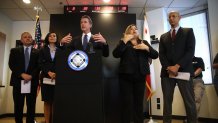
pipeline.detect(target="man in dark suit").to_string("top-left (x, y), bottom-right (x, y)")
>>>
top-left (60, 15), bottom-right (109, 57)
top-left (159, 11), bottom-right (197, 123)
top-left (9, 32), bottom-right (40, 123)
top-left (213, 53), bottom-right (218, 96)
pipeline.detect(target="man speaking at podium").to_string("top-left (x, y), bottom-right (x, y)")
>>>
top-left (60, 15), bottom-right (109, 57)
top-left (54, 15), bottom-right (109, 123)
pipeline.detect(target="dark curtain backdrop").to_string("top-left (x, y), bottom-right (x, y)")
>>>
top-left (50, 13), bottom-right (136, 123)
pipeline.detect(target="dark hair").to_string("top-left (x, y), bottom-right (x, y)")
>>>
top-left (44, 32), bottom-right (59, 47)
top-left (81, 15), bottom-right (93, 25)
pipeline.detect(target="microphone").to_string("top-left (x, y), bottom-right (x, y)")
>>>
top-left (88, 41), bottom-right (95, 54)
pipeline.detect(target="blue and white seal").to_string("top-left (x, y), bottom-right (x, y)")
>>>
top-left (68, 50), bottom-right (89, 71)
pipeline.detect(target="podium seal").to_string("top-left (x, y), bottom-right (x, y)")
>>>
top-left (68, 50), bottom-right (89, 71)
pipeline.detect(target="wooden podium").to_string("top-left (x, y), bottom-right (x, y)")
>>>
top-left (53, 48), bottom-right (104, 123)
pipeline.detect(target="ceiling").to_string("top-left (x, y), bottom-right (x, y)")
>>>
top-left (0, 0), bottom-right (208, 21)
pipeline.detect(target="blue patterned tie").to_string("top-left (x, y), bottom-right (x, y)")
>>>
top-left (25, 47), bottom-right (29, 71)
top-left (83, 34), bottom-right (88, 50)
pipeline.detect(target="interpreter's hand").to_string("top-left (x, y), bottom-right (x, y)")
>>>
top-left (133, 43), bottom-right (149, 51)
top-left (93, 32), bottom-right (107, 44)
top-left (48, 71), bottom-right (56, 80)
top-left (60, 33), bottom-right (72, 44)
top-left (123, 34), bottom-right (134, 44)
top-left (21, 73), bottom-right (32, 81)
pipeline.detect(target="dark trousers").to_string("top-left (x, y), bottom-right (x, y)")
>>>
top-left (119, 73), bottom-right (145, 123)
top-left (13, 86), bottom-right (37, 123)
top-left (214, 76), bottom-right (218, 96)
top-left (161, 77), bottom-right (197, 123)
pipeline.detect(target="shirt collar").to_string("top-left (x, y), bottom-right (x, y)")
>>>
top-left (23, 45), bottom-right (32, 55)
top-left (23, 45), bottom-right (32, 50)
top-left (82, 32), bottom-right (92, 43)
top-left (48, 45), bottom-right (57, 50)
top-left (171, 26), bottom-right (180, 34)
top-left (83, 32), bottom-right (92, 37)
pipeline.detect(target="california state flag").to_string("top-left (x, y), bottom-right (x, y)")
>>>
top-left (143, 15), bottom-right (156, 101)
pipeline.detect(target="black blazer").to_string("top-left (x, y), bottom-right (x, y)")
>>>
top-left (9, 46), bottom-right (40, 88)
top-left (65, 35), bottom-right (109, 57)
top-left (159, 27), bottom-right (195, 77)
top-left (39, 46), bottom-right (59, 80)
top-left (113, 40), bottom-right (158, 75)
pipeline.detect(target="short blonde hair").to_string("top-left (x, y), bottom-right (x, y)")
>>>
top-left (124, 24), bottom-right (136, 35)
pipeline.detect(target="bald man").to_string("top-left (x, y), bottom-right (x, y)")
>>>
top-left (9, 32), bottom-right (40, 123)
top-left (159, 11), bottom-right (197, 123)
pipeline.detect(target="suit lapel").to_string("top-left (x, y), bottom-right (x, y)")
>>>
top-left (175, 27), bottom-right (183, 42)
top-left (53, 48), bottom-right (60, 61)
top-left (167, 31), bottom-right (172, 42)
top-left (45, 47), bottom-right (53, 62)
top-left (167, 27), bottom-right (183, 42)
top-left (77, 35), bottom-right (83, 50)
top-left (28, 48), bottom-right (33, 71)
top-left (28, 47), bottom-right (37, 71)
top-left (89, 37), bottom-right (96, 47)
top-left (20, 46), bottom-right (25, 71)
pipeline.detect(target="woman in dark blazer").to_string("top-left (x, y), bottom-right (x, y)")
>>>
top-left (113, 24), bottom-right (158, 123)
top-left (39, 32), bottom-right (59, 123)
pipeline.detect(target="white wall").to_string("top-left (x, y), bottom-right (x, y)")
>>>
top-left (0, 12), bottom-right (12, 115)
top-left (146, 8), bottom-right (168, 116)
top-left (208, 0), bottom-right (218, 58)
top-left (146, 7), bottom-right (218, 119)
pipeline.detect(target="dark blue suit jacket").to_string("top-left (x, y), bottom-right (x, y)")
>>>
top-left (9, 46), bottom-right (40, 88)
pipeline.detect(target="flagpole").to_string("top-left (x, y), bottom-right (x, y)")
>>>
top-left (33, 6), bottom-right (43, 123)
top-left (143, 13), bottom-right (157, 123)
top-left (147, 96), bottom-right (157, 123)
top-left (149, 97), bottom-right (152, 117)
top-left (34, 6), bottom-right (42, 16)
top-left (33, 6), bottom-right (42, 49)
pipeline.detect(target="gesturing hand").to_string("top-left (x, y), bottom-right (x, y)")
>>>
top-left (133, 43), bottom-right (149, 51)
top-left (93, 32), bottom-right (107, 44)
top-left (60, 33), bottom-right (72, 44)
top-left (123, 34), bottom-right (134, 44)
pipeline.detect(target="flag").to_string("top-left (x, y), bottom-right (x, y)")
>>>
top-left (143, 15), bottom-right (156, 101)
top-left (143, 16), bottom-right (150, 43)
top-left (34, 15), bottom-right (42, 49)
top-left (145, 74), bottom-right (152, 101)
